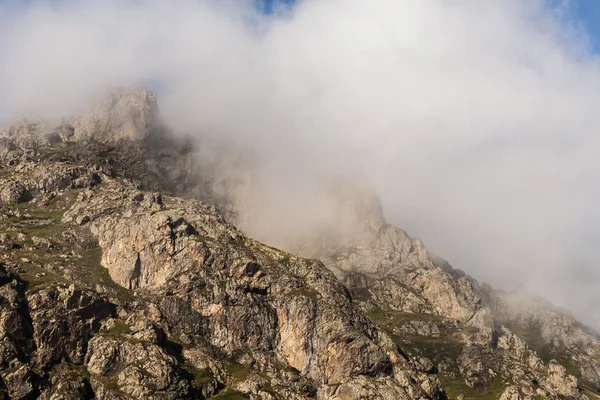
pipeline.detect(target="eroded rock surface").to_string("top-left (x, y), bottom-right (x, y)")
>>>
top-left (2, 87), bottom-right (600, 400)
top-left (0, 131), bottom-right (444, 398)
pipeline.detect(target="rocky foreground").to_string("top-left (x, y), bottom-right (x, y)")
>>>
top-left (0, 88), bottom-right (599, 399)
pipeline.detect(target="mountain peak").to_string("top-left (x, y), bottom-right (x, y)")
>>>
top-left (1, 90), bottom-right (600, 399)
top-left (72, 86), bottom-right (159, 142)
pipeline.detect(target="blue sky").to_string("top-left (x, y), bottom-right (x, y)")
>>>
top-left (2, 0), bottom-right (600, 50)
top-left (255, 0), bottom-right (295, 14)
top-left (260, 0), bottom-right (600, 52)
top-left (257, 0), bottom-right (600, 54)
top-left (563, 0), bottom-right (600, 52)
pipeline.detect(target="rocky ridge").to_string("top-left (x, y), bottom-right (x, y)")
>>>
top-left (0, 87), bottom-right (599, 399)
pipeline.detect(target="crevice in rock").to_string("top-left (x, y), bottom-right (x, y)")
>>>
top-left (129, 253), bottom-right (142, 290)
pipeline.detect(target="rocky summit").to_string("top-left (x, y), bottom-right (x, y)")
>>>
top-left (0, 88), bottom-right (599, 400)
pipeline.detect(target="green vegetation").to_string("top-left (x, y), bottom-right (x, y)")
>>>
top-left (2, 193), bottom-right (80, 241)
top-left (20, 264), bottom-right (67, 291)
top-left (77, 247), bottom-right (102, 266)
top-left (405, 335), bottom-right (464, 361)
top-left (87, 262), bottom-right (133, 300)
top-left (209, 388), bottom-right (249, 399)
top-left (40, 143), bottom-right (76, 160)
top-left (185, 367), bottom-right (214, 387)
top-left (5, 218), bottom-right (63, 238)
top-left (366, 305), bottom-right (467, 364)
top-left (227, 362), bottom-right (253, 382)
top-left (68, 364), bottom-right (91, 378)
top-left (261, 243), bottom-right (286, 253)
top-left (7, 205), bottom-right (63, 221)
top-left (440, 376), bottom-right (507, 400)
top-left (367, 306), bottom-right (445, 331)
top-left (260, 381), bottom-right (277, 397)
top-left (290, 286), bottom-right (320, 301)
top-left (106, 320), bottom-right (131, 336)
top-left (504, 319), bottom-right (584, 382)
top-left (558, 358), bottom-right (581, 378)
top-left (104, 376), bottom-right (120, 392)
top-left (503, 320), bottom-right (554, 362)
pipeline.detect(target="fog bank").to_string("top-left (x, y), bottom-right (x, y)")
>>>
top-left (2, 0), bottom-right (600, 325)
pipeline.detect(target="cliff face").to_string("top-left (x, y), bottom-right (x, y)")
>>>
top-left (316, 220), bottom-right (592, 399)
top-left (0, 88), bottom-right (599, 400)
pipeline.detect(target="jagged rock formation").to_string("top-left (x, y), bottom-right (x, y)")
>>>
top-left (1, 87), bottom-right (599, 400)
top-left (72, 87), bottom-right (158, 142)
top-left (0, 89), bottom-right (443, 400)
top-left (316, 236), bottom-right (582, 398)
top-left (493, 290), bottom-right (600, 394)
top-left (302, 196), bottom-right (600, 399)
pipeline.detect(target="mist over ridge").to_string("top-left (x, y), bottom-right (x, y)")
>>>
top-left (2, 0), bottom-right (600, 327)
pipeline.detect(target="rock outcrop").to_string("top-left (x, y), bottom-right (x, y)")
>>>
top-left (303, 196), bottom-right (599, 399)
top-left (72, 87), bottom-right (158, 142)
top-left (1, 87), bottom-right (600, 400)
top-left (0, 114), bottom-right (443, 399)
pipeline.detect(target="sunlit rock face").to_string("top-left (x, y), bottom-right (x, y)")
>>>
top-left (0, 87), bottom-right (598, 399)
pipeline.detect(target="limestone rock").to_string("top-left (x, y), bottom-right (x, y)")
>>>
top-left (72, 87), bottom-right (158, 142)
top-left (1, 88), bottom-right (598, 400)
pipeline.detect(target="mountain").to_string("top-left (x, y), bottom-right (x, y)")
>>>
top-left (0, 87), bottom-right (599, 400)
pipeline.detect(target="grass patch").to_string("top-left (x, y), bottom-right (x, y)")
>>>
top-left (104, 376), bottom-right (120, 392)
top-left (227, 362), bottom-right (253, 382)
top-left (261, 381), bottom-right (277, 397)
top-left (405, 335), bottom-right (464, 361)
top-left (44, 189), bottom-right (81, 209)
top-left (290, 286), bottom-right (320, 302)
top-left (86, 261), bottom-right (133, 300)
top-left (440, 376), bottom-right (507, 400)
top-left (106, 320), bottom-right (131, 336)
top-left (366, 306), bottom-right (466, 362)
top-left (461, 325), bottom-right (481, 335)
top-left (77, 247), bottom-right (102, 266)
top-left (5, 219), bottom-right (63, 238)
top-left (184, 367), bottom-right (214, 388)
top-left (8, 203), bottom-right (64, 221)
top-left (3, 202), bottom-right (66, 240)
top-left (20, 264), bottom-right (68, 291)
top-left (209, 388), bottom-right (249, 399)
top-left (68, 364), bottom-right (91, 378)
top-left (21, 248), bottom-right (63, 263)
top-left (367, 306), bottom-right (445, 330)
top-left (558, 358), bottom-right (582, 378)
top-left (503, 319), bottom-right (586, 382)
top-left (39, 143), bottom-right (75, 161)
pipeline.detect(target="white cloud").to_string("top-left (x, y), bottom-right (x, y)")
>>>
top-left (2, 0), bottom-right (600, 325)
